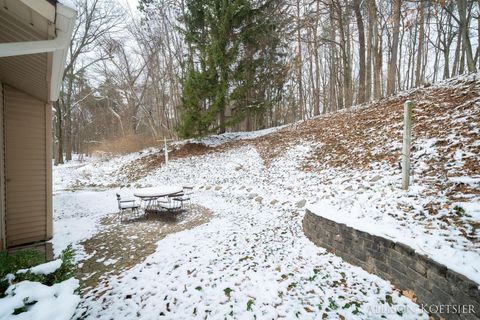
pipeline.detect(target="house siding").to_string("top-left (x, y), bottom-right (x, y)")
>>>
top-left (0, 83), bottom-right (4, 250)
top-left (4, 85), bottom-right (48, 247)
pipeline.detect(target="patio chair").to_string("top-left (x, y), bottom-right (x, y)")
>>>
top-left (183, 185), bottom-right (194, 197)
top-left (171, 191), bottom-right (191, 208)
top-left (158, 195), bottom-right (182, 211)
top-left (116, 193), bottom-right (140, 221)
top-left (141, 196), bottom-right (159, 211)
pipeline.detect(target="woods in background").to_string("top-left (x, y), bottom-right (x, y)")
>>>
top-left (54, 0), bottom-right (480, 163)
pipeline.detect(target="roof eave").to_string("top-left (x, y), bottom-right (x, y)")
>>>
top-left (0, 2), bottom-right (76, 102)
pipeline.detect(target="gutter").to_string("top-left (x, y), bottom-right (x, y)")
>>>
top-left (0, 3), bottom-right (76, 101)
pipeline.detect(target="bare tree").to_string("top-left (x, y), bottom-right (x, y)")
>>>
top-left (55, 0), bottom-right (124, 164)
top-left (415, 0), bottom-right (425, 86)
top-left (353, 0), bottom-right (366, 104)
top-left (387, 0), bottom-right (401, 96)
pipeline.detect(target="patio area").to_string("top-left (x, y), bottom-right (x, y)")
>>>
top-left (77, 204), bottom-right (213, 294)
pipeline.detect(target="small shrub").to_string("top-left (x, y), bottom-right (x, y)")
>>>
top-left (1, 245), bottom-right (76, 298)
top-left (15, 245), bottom-right (76, 286)
top-left (51, 245), bottom-right (76, 283)
top-left (0, 249), bottom-right (45, 279)
top-left (0, 249), bottom-right (45, 298)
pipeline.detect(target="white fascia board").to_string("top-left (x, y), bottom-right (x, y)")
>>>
top-left (49, 3), bottom-right (77, 101)
top-left (0, 3), bottom-right (76, 58)
top-left (0, 2), bottom-right (76, 101)
top-left (0, 37), bottom-right (67, 58)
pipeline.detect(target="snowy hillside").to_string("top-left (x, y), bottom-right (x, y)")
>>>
top-left (51, 74), bottom-right (479, 319)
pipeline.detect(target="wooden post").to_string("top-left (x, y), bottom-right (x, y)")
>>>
top-left (402, 100), bottom-right (413, 190)
top-left (164, 137), bottom-right (169, 165)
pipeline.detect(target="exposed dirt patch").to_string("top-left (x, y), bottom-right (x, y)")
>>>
top-left (77, 204), bottom-right (213, 295)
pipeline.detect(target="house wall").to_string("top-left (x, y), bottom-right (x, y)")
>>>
top-left (3, 85), bottom-right (50, 247)
top-left (0, 83), bottom-right (4, 250)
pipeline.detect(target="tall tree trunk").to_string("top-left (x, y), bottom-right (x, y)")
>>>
top-left (335, 1), bottom-right (352, 108)
top-left (329, 3), bottom-right (337, 112)
top-left (387, 0), bottom-right (401, 95)
top-left (415, 0), bottom-right (425, 86)
top-left (372, 0), bottom-right (382, 99)
top-left (397, 19), bottom-right (404, 91)
top-left (354, 0), bottom-right (366, 104)
top-left (55, 101), bottom-right (64, 165)
top-left (452, 32), bottom-right (462, 75)
top-left (477, 0), bottom-right (480, 67)
top-left (313, 0), bottom-right (321, 116)
top-left (366, 0), bottom-right (375, 101)
top-left (457, 0), bottom-right (476, 72)
top-left (409, 26), bottom-right (417, 89)
top-left (405, 27), bottom-right (414, 90)
top-left (421, 3), bottom-right (431, 81)
top-left (296, 0), bottom-right (305, 119)
top-left (65, 109), bottom-right (72, 161)
top-left (308, 40), bottom-right (316, 117)
top-left (460, 45), bottom-right (466, 74)
top-left (443, 49), bottom-right (450, 79)
top-left (433, 35), bottom-right (440, 83)
top-left (64, 72), bottom-right (74, 161)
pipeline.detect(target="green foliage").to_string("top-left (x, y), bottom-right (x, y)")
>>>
top-left (0, 249), bottom-right (45, 279)
top-left (223, 287), bottom-right (233, 298)
top-left (13, 298), bottom-right (37, 315)
top-left (0, 280), bottom-right (8, 298)
top-left (177, 66), bottom-right (218, 138)
top-left (328, 297), bottom-right (339, 310)
top-left (246, 299), bottom-right (254, 311)
top-left (0, 245), bottom-right (76, 298)
top-left (0, 249), bottom-right (46, 297)
top-left (178, 0), bottom-right (289, 138)
top-left (385, 294), bottom-right (393, 306)
top-left (453, 205), bottom-right (465, 216)
top-left (55, 245), bottom-right (76, 281)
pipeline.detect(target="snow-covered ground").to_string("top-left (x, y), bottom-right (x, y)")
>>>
top-left (0, 261), bottom-right (80, 320)
top-left (49, 75), bottom-right (480, 318)
top-left (52, 190), bottom-right (119, 260)
top-left (190, 125), bottom-right (288, 147)
top-left (52, 142), bottom-right (430, 319)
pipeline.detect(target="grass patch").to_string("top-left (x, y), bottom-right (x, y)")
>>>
top-left (0, 245), bottom-right (76, 299)
top-left (0, 249), bottom-right (45, 278)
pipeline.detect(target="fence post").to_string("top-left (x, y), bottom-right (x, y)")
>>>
top-left (402, 100), bottom-right (413, 190)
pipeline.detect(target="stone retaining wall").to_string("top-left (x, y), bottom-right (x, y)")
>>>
top-left (303, 209), bottom-right (480, 320)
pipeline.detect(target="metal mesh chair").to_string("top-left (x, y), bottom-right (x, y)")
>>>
top-left (171, 195), bottom-right (189, 209)
top-left (116, 193), bottom-right (140, 221)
